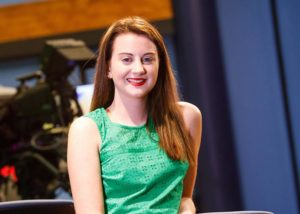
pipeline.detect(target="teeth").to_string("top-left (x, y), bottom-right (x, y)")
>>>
top-left (127, 79), bottom-right (145, 83)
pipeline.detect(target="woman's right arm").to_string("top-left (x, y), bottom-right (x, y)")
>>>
top-left (67, 117), bottom-right (105, 214)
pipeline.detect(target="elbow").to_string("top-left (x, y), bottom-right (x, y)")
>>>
top-left (179, 197), bottom-right (196, 214)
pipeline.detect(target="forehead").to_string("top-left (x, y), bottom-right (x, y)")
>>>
top-left (112, 33), bottom-right (157, 53)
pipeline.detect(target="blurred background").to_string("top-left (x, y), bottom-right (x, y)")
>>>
top-left (0, 0), bottom-right (299, 213)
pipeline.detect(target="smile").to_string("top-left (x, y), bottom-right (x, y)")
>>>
top-left (127, 78), bottom-right (146, 86)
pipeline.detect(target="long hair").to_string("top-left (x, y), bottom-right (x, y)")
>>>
top-left (90, 16), bottom-right (194, 164)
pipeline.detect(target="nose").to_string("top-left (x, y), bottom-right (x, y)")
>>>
top-left (132, 60), bottom-right (145, 74)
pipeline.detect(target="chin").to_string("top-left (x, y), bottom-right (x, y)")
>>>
top-left (127, 87), bottom-right (153, 98)
top-left (127, 90), bottom-right (151, 99)
top-left (129, 93), bottom-right (148, 99)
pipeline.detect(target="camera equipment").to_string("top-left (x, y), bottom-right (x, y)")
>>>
top-left (40, 38), bottom-right (96, 125)
top-left (41, 39), bottom-right (95, 83)
top-left (8, 71), bottom-right (58, 137)
top-left (0, 38), bottom-right (96, 200)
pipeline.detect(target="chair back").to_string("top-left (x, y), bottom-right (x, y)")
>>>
top-left (199, 211), bottom-right (273, 214)
top-left (0, 199), bottom-right (75, 214)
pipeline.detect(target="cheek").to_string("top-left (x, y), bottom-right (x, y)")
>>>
top-left (150, 69), bottom-right (159, 86)
top-left (110, 63), bottom-right (127, 76)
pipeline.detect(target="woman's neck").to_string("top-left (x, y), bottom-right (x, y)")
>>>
top-left (107, 96), bottom-right (148, 126)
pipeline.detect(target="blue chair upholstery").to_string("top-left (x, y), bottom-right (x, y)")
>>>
top-left (199, 211), bottom-right (273, 214)
top-left (0, 199), bottom-right (75, 214)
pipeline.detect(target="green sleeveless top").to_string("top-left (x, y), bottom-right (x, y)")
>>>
top-left (86, 108), bottom-right (189, 214)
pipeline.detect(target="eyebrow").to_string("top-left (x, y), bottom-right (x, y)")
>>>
top-left (118, 52), bottom-right (156, 56)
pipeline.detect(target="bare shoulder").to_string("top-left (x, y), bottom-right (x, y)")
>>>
top-left (178, 101), bottom-right (202, 128)
top-left (68, 116), bottom-right (100, 145)
top-left (69, 116), bottom-right (97, 134)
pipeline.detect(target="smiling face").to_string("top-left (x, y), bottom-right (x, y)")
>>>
top-left (108, 32), bottom-right (159, 101)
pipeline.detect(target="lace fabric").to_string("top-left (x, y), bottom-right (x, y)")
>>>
top-left (86, 108), bottom-right (189, 214)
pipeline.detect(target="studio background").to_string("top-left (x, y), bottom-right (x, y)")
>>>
top-left (0, 0), bottom-right (299, 213)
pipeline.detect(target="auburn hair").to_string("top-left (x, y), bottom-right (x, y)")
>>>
top-left (90, 16), bottom-right (194, 164)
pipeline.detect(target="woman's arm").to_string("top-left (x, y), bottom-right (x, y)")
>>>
top-left (67, 117), bottom-right (105, 214)
top-left (178, 102), bottom-right (203, 214)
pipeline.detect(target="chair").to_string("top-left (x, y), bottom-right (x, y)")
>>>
top-left (0, 199), bottom-right (75, 214)
top-left (199, 211), bottom-right (273, 214)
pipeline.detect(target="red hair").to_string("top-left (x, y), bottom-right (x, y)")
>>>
top-left (90, 16), bottom-right (194, 164)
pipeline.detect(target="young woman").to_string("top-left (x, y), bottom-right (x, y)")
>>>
top-left (67, 16), bottom-right (202, 214)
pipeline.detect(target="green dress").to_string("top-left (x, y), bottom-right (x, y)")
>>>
top-left (86, 108), bottom-right (189, 214)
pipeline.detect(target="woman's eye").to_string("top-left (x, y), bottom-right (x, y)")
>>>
top-left (142, 57), bottom-right (154, 64)
top-left (121, 58), bottom-right (132, 63)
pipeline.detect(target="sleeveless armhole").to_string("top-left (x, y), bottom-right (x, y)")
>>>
top-left (83, 108), bottom-right (188, 213)
top-left (84, 108), bottom-right (106, 152)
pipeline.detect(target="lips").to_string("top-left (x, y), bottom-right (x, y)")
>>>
top-left (127, 78), bottom-right (146, 86)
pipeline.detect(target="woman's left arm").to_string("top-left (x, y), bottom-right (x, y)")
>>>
top-left (178, 102), bottom-right (202, 214)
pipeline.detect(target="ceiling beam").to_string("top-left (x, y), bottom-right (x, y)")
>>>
top-left (0, 0), bottom-right (173, 60)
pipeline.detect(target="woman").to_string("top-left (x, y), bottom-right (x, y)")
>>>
top-left (68, 16), bottom-right (202, 214)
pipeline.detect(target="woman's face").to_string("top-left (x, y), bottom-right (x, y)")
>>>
top-left (108, 32), bottom-right (159, 100)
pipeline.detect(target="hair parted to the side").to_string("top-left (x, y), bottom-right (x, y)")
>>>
top-left (90, 16), bottom-right (194, 164)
